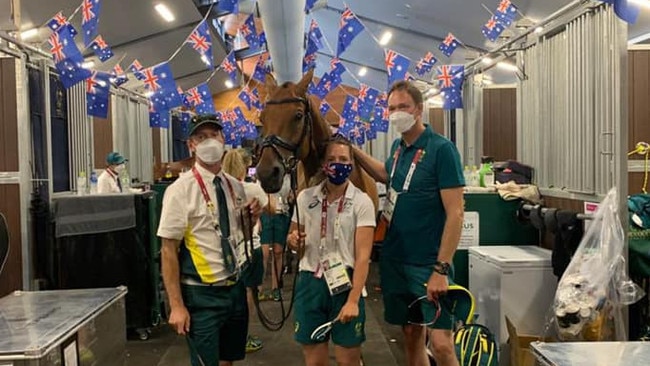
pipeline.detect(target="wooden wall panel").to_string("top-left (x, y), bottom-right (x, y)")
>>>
top-left (0, 58), bottom-right (19, 171)
top-left (152, 128), bottom-right (161, 167)
top-left (429, 108), bottom-right (445, 136)
top-left (628, 50), bottom-right (650, 162)
top-left (629, 172), bottom-right (650, 195)
top-left (0, 184), bottom-right (22, 297)
top-left (483, 88), bottom-right (517, 161)
top-left (92, 98), bottom-right (112, 169)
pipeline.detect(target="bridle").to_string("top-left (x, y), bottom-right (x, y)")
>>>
top-left (259, 97), bottom-right (313, 173)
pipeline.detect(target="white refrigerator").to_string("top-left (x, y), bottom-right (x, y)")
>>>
top-left (468, 246), bottom-right (557, 363)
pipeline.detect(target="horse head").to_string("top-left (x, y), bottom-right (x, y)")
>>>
top-left (256, 69), bottom-right (324, 193)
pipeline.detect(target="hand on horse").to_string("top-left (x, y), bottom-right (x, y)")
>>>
top-left (246, 198), bottom-right (262, 223)
top-left (287, 230), bottom-right (306, 259)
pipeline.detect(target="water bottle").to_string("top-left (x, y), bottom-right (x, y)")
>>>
top-left (121, 169), bottom-right (131, 192)
top-left (89, 171), bottom-right (98, 194)
top-left (77, 171), bottom-right (87, 196)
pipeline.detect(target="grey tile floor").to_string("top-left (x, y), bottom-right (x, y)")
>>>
top-left (123, 263), bottom-right (407, 366)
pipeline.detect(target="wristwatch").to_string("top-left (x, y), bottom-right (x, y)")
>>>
top-left (434, 261), bottom-right (451, 276)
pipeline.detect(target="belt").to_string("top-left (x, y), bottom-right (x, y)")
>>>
top-left (180, 275), bottom-right (238, 287)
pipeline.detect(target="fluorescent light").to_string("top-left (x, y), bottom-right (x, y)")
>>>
top-left (482, 57), bottom-right (493, 65)
top-left (20, 28), bottom-right (39, 40)
top-left (225, 80), bottom-right (234, 88)
top-left (358, 67), bottom-right (367, 77)
top-left (379, 31), bottom-right (392, 46)
top-left (154, 3), bottom-right (175, 22)
top-left (81, 61), bottom-right (95, 69)
top-left (496, 61), bottom-right (518, 72)
top-left (534, 26), bottom-right (544, 34)
top-left (629, 31), bottom-right (650, 45)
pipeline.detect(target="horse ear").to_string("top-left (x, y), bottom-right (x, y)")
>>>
top-left (296, 68), bottom-right (314, 96)
top-left (265, 72), bottom-right (278, 96)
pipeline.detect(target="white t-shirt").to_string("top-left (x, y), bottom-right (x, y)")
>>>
top-left (97, 168), bottom-right (121, 193)
top-left (292, 181), bottom-right (376, 272)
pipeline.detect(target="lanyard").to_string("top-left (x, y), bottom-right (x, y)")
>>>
top-left (192, 167), bottom-right (237, 222)
top-left (389, 146), bottom-right (424, 192)
top-left (320, 194), bottom-right (346, 240)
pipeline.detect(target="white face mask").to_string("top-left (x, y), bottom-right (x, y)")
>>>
top-left (114, 164), bottom-right (126, 173)
top-left (389, 111), bottom-right (416, 134)
top-left (195, 138), bottom-right (225, 164)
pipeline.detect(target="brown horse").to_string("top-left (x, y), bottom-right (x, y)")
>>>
top-left (255, 69), bottom-right (379, 211)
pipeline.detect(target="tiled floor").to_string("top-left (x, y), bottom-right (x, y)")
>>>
top-left (123, 263), bottom-right (408, 365)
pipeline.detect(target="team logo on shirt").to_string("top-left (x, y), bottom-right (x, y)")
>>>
top-left (308, 199), bottom-right (320, 209)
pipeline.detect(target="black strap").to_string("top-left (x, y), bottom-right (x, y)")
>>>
top-left (215, 177), bottom-right (235, 273)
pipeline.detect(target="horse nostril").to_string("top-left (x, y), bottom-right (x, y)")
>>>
top-left (272, 166), bottom-right (282, 179)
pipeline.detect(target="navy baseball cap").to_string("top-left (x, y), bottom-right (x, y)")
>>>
top-left (106, 152), bottom-right (127, 165)
top-left (189, 114), bottom-right (223, 136)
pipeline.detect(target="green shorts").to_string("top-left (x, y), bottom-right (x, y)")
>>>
top-left (241, 247), bottom-right (264, 288)
top-left (181, 281), bottom-right (248, 365)
top-left (260, 213), bottom-right (291, 246)
top-left (380, 259), bottom-right (456, 330)
top-left (293, 271), bottom-right (366, 347)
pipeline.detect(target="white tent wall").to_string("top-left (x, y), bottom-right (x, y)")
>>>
top-left (517, 4), bottom-right (627, 201)
top-left (67, 80), bottom-right (93, 191)
top-left (457, 80), bottom-right (483, 167)
top-left (111, 94), bottom-right (154, 184)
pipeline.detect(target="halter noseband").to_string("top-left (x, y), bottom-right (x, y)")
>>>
top-left (259, 97), bottom-right (313, 172)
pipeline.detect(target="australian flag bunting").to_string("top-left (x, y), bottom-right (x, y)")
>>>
top-left (186, 83), bottom-right (215, 115)
top-left (438, 33), bottom-right (459, 57)
top-left (220, 51), bottom-right (238, 84)
top-left (149, 109), bottom-right (170, 129)
top-left (495, 0), bottom-right (518, 26)
top-left (330, 58), bottom-right (346, 79)
top-left (371, 105), bottom-right (390, 133)
top-left (442, 88), bottom-right (463, 110)
top-left (303, 52), bottom-right (317, 73)
top-left (240, 14), bottom-right (259, 50)
top-left (238, 87), bottom-right (252, 110)
top-left (143, 62), bottom-right (182, 111)
top-left (178, 86), bottom-right (191, 108)
top-left (436, 64), bottom-right (465, 91)
top-left (217, 0), bottom-right (239, 15)
top-left (110, 63), bottom-right (128, 87)
top-left (186, 20), bottom-right (214, 68)
top-left (89, 35), bottom-right (114, 62)
top-left (385, 49), bottom-right (410, 87)
top-left (601, 0), bottom-right (640, 24)
top-left (49, 27), bottom-right (91, 89)
top-left (319, 101), bottom-right (331, 116)
top-left (357, 84), bottom-right (380, 121)
top-left (337, 7), bottom-right (364, 57)
top-left (309, 19), bottom-right (324, 50)
top-left (86, 71), bottom-right (111, 118)
top-left (129, 59), bottom-right (145, 80)
top-left (47, 12), bottom-right (78, 36)
top-left (305, 0), bottom-right (319, 13)
top-left (252, 57), bottom-right (267, 83)
top-left (365, 122), bottom-right (377, 141)
top-left (415, 52), bottom-right (437, 76)
top-left (249, 87), bottom-right (263, 110)
top-left (482, 16), bottom-right (505, 42)
top-left (81, 0), bottom-right (102, 47)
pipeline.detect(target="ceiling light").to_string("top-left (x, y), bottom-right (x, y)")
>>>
top-left (534, 26), bottom-right (544, 34)
top-left (225, 80), bottom-right (234, 88)
top-left (20, 28), bottom-right (39, 40)
top-left (379, 31), bottom-right (393, 46)
top-left (154, 3), bottom-right (175, 23)
top-left (496, 61), bottom-right (519, 72)
top-left (358, 67), bottom-right (367, 77)
top-left (483, 79), bottom-right (494, 85)
top-left (482, 57), bottom-right (493, 65)
top-left (81, 61), bottom-right (95, 69)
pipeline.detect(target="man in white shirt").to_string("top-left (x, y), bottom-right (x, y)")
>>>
top-left (158, 115), bottom-right (262, 366)
top-left (97, 152), bottom-right (127, 193)
top-left (287, 136), bottom-right (375, 366)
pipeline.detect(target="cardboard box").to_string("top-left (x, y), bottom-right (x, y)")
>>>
top-left (506, 316), bottom-right (550, 366)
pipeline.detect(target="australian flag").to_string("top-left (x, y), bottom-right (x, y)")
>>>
top-left (250, 87), bottom-right (263, 110)
top-left (495, 0), bottom-right (518, 26)
top-left (86, 71), bottom-right (111, 118)
top-left (252, 56), bottom-right (267, 83)
top-left (305, 0), bottom-right (319, 13)
top-left (436, 65), bottom-right (464, 91)
top-left (220, 51), bottom-right (238, 84)
top-left (143, 62), bottom-right (182, 111)
top-left (438, 33), bottom-right (459, 57)
top-left (385, 49), bottom-right (410, 87)
top-left (357, 84), bottom-right (380, 120)
top-left (186, 20), bottom-right (213, 68)
top-left (442, 88), bottom-right (463, 110)
top-left (315, 72), bottom-right (341, 99)
top-left (110, 63), bottom-right (128, 87)
top-left (601, 0), bottom-right (640, 24)
top-left (259, 31), bottom-right (267, 49)
top-left (186, 83), bottom-right (215, 115)
top-left (319, 101), bottom-right (331, 116)
top-left (47, 12), bottom-right (78, 36)
top-left (240, 14), bottom-right (259, 50)
top-left (217, 0), bottom-right (239, 15)
top-left (149, 109), bottom-right (170, 129)
top-left (89, 35), bottom-right (114, 62)
top-left (178, 86), bottom-right (191, 108)
top-left (371, 105), bottom-right (389, 133)
top-left (415, 52), bottom-right (437, 76)
top-left (365, 122), bottom-right (377, 141)
top-left (309, 19), bottom-right (324, 50)
top-left (330, 58), bottom-right (346, 79)
top-left (352, 123), bottom-right (366, 146)
top-left (129, 59), bottom-right (145, 80)
top-left (337, 7), bottom-right (365, 57)
top-left (303, 52), bottom-right (317, 73)
top-left (238, 87), bottom-right (252, 110)
top-left (81, 0), bottom-right (102, 47)
top-left (482, 16), bottom-right (505, 42)
top-left (49, 27), bottom-right (91, 89)
top-left (342, 95), bottom-right (358, 120)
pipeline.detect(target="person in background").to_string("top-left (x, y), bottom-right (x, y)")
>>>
top-left (222, 148), bottom-right (269, 354)
top-left (98, 152), bottom-right (127, 193)
top-left (286, 136), bottom-right (375, 366)
top-left (353, 81), bottom-right (465, 366)
top-left (259, 174), bottom-right (293, 302)
top-left (158, 115), bottom-right (262, 366)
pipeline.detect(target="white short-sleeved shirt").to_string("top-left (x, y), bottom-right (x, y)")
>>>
top-left (157, 163), bottom-right (247, 283)
top-left (97, 168), bottom-right (121, 193)
top-left (292, 181), bottom-right (376, 272)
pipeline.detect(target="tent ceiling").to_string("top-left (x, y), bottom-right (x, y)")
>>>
top-left (15, 0), bottom-right (650, 95)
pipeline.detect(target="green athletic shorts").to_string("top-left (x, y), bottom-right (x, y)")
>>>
top-left (241, 247), bottom-right (264, 288)
top-left (293, 271), bottom-right (366, 347)
top-left (260, 213), bottom-right (291, 246)
top-left (181, 281), bottom-right (248, 366)
top-left (380, 259), bottom-right (456, 329)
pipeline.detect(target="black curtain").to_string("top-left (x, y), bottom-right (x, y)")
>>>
top-left (50, 75), bottom-right (70, 193)
top-left (172, 115), bottom-right (190, 161)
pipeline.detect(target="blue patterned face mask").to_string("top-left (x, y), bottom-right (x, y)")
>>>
top-left (324, 162), bottom-right (353, 185)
